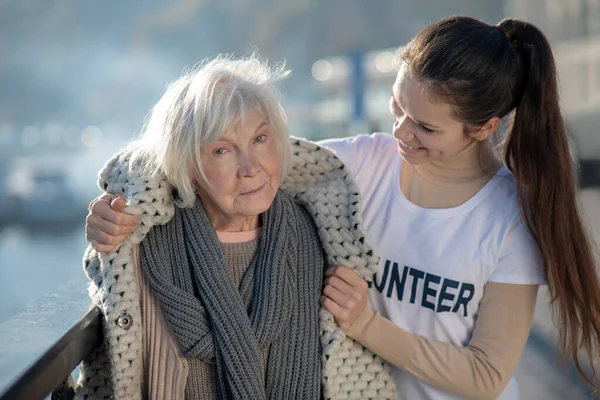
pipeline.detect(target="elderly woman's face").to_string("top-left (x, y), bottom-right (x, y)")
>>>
top-left (194, 111), bottom-right (281, 229)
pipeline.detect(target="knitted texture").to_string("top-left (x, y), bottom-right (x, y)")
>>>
top-left (140, 191), bottom-right (322, 399)
top-left (221, 239), bottom-right (261, 288)
top-left (281, 139), bottom-right (396, 399)
top-left (76, 137), bottom-right (397, 400)
top-left (185, 238), bottom-right (269, 400)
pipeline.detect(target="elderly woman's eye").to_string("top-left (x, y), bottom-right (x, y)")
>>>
top-left (255, 134), bottom-right (267, 143)
top-left (214, 148), bottom-right (226, 155)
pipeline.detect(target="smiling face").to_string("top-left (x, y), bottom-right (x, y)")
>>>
top-left (192, 110), bottom-right (281, 230)
top-left (390, 67), bottom-right (479, 166)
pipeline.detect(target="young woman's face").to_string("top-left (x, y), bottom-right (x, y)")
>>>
top-left (390, 67), bottom-right (477, 165)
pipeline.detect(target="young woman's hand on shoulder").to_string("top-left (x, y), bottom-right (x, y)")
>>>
top-left (86, 193), bottom-right (138, 252)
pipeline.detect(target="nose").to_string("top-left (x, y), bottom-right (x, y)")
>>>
top-left (238, 151), bottom-right (260, 178)
top-left (392, 116), bottom-right (415, 142)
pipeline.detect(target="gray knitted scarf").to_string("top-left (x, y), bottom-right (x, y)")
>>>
top-left (139, 190), bottom-right (322, 400)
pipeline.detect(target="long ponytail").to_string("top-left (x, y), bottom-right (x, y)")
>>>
top-left (403, 16), bottom-right (600, 388)
top-left (499, 18), bottom-right (600, 386)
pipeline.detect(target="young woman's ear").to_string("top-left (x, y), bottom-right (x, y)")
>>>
top-left (471, 116), bottom-right (501, 141)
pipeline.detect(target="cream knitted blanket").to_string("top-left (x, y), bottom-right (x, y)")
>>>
top-left (76, 137), bottom-right (397, 400)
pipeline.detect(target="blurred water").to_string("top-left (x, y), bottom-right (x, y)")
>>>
top-left (0, 224), bottom-right (91, 393)
top-left (0, 224), bottom-right (89, 324)
top-left (0, 136), bottom-right (129, 324)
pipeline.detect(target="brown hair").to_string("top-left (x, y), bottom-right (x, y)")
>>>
top-left (402, 16), bottom-right (600, 387)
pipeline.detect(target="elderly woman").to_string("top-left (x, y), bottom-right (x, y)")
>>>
top-left (77, 55), bottom-right (395, 400)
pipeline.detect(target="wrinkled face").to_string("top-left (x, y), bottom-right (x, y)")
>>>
top-left (193, 111), bottom-right (281, 226)
top-left (390, 66), bottom-right (476, 165)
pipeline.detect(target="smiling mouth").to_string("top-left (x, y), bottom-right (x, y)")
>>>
top-left (240, 184), bottom-right (266, 196)
top-left (399, 140), bottom-right (425, 151)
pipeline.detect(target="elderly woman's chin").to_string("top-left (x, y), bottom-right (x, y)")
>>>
top-left (235, 181), bottom-right (278, 217)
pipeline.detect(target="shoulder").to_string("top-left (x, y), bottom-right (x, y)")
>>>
top-left (480, 166), bottom-right (522, 220)
top-left (317, 132), bottom-right (395, 158)
top-left (280, 192), bottom-right (324, 272)
top-left (284, 192), bottom-right (320, 237)
top-left (474, 166), bottom-right (531, 241)
top-left (485, 167), bottom-right (545, 284)
top-left (317, 133), bottom-right (397, 178)
top-left (97, 146), bottom-right (176, 234)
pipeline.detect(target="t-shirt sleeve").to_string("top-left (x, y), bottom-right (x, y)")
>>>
top-left (317, 133), bottom-right (392, 180)
top-left (346, 282), bottom-right (539, 399)
top-left (489, 217), bottom-right (545, 285)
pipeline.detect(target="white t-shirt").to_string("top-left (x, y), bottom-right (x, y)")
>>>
top-left (319, 133), bottom-right (545, 400)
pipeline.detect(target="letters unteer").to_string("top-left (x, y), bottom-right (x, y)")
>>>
top-left (368, 260), bottom-right (475, 317)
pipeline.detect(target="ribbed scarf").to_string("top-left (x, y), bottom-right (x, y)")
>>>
top-left (139, 191), bottom-right (322, 399)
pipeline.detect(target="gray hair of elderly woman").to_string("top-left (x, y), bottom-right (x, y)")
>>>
top-left (127, 54), bottom-right (292, 208)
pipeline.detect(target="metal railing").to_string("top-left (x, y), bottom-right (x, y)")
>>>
top-left (0, 307), bottom-right (102, 400)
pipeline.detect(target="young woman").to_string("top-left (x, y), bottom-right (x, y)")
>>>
top-left (86, 17), bottom-right (600, 399)
top-left (319, 16), bottom-right (600, 399)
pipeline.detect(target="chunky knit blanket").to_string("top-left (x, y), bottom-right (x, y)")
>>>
top-left (76, 137), bottom-right (397, 400)
top-left (142, 192), bottom-right (322, 399)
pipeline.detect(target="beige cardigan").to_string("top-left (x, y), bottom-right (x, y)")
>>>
top-left (132, 245), bottom-right (188, 399)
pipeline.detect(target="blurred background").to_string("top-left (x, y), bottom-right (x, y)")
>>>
top-left (0, 0), bottom-right (599, 398)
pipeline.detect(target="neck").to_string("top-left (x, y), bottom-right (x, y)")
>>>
top-left (400, 141), bottom-right (501, 209)
top-left (411, 141), bottom-right (498, 185)
top-left (209, 214), bottom-right (261, 232)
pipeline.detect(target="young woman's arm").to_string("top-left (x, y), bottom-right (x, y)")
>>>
top-left (323, 271), bottom-right (537, 400)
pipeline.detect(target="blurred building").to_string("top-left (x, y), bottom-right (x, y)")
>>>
top-left (505, 0), bottom-right (600, 184)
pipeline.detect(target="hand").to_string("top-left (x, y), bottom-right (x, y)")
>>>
top-left (320, 266), bottom-right (369, 331)
top-left (86, 193), bottom-right (139, 252)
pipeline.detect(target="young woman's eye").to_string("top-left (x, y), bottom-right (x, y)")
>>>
top-left (419, 125), bottom-right (434, 133)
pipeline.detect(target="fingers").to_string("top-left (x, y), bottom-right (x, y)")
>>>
top-left (320, 295), bottom-right (347, 320)
top-left (98, 192), bottom-right (118, 203)
top-left (323, 277), bottom-right (364, 308)
top-left (324, 275), bottom-right (353, 295)
top-left (323, 281), bottom-right (348, 304)
top-left (90, 193), bottom-right (117, 211)
top-left (86, 194), bottom-right (138, 252)
top-left (326, 266), bottom-right (369, 291)
top-left (86, 221), bottom-right (131, 245)
top-left (86, 217), bottom-right (130, 251)
top-left (88, 239), bottom-right (119, 253)
top-left (322, 265), bottom-right (370, 331)
top-left (110, 196), bottom-right (126, 212)
top-left (90, 196), bottom-right (138, 227)
top-left (90, 211), bottom-right (136, 236)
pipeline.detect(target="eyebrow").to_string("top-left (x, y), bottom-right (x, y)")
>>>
top-left (212, 120), bottom-right (270, 146)
top-left (254, 121), bottom-right (269, 132)
top-left (391, 87), bottom-right (440, 130)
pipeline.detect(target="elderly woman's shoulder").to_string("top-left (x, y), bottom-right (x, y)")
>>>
top-left (288, 199), bottom-right (325, 280)
top-left (280, 192), bottom-right (321, 243)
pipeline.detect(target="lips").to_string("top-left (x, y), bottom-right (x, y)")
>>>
top-left (239, 183), bottom-right (266, 196)
top-left (399, 140), bottom-right (421, 149)
top-left (398, 140), bottom-right (425, 152)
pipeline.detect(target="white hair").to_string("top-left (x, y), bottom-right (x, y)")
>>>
top-left (127, 53), bottom-right (292, 208)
